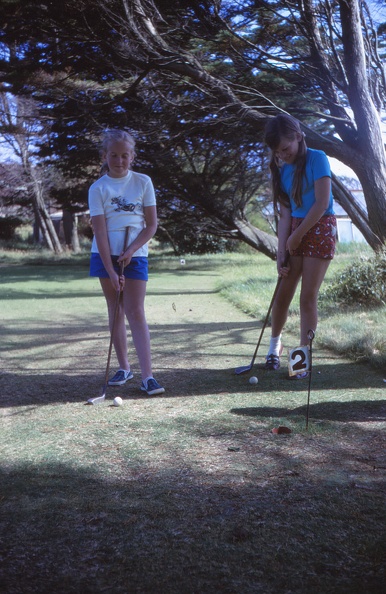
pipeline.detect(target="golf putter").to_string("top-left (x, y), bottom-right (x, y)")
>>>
top-left (88, 227), bottom-right (129, 404)
top-left (235, 252), bottom-right (289, 375)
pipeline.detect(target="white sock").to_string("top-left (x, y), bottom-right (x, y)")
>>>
top-left (268, 335), bottom-right (282, 357)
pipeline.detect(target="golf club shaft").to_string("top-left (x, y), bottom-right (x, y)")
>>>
top-left (88, 227), bottom-right (129, 404)
top-left (235, 252), bottom-right (289, 374)
top-left (103, 226), bottom-right (130, 386)
top-left (103, 270), bottom-right (124, 385)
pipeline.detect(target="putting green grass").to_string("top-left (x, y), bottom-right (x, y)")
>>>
top-left (0, 252), bottom-right (385, 594)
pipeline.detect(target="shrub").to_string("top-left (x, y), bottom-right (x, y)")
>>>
top-left (0, 216), bottom-right (24, 240)
top-left (323, 251), bottom-right (386, 307)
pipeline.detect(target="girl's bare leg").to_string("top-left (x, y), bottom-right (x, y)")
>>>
top-left (270, 256), bottom-right (303, 338)
top-left (100, 278), bottom-right (130, 370)
top-left (299, 257), bottom-right (331, 345)
top-left (123, 279), bottom-right (153, 380)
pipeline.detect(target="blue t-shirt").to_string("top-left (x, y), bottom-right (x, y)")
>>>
top-left (280, 148), bottom-right (334, 218)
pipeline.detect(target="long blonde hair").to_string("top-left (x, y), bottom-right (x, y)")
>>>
top-left (264, 114), bottom-right (307, 214)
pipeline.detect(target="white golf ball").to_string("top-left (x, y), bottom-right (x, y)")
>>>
top-left (113, 396), bottom-right (123, 407)
top-left (249, 376), bottom-right (258, 385)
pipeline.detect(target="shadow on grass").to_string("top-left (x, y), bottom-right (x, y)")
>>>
top-left (230, 400), bottom-right (386, 423)
top-left (0, 265), bottom-right (89, 284)
top-left (1, 368), bottom-right (246, 408)
top-left (241, 360), bottom-right (386, 391)
top-left (0, 361), bottom-right (385, 412)
top-left (0, 285), bottom-right (221, 300)
top-left (0, 459), bottom-right (385, 594)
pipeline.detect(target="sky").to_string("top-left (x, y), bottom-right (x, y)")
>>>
top-left (368, 1), bottom-right (386, 24)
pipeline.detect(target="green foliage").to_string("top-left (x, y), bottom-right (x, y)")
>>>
top-left (158, 226), bottom-right (233, 255)
top-left (0, 216), bottom-right (24, 240)
top-left (1, 0), bottom-right (385, 254)
top-left (322, 252), bottom-right (386, 307)
top-left (214, 247), bottom-right (386, 370)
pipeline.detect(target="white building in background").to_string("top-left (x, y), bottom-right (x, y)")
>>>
top-left (333, 191), bottom-right (367, 244)
top-left (330, 159), bottom-right (367, 243)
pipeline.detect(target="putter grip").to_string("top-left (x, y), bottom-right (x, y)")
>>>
top-left (119, 226), bottom-right (130, 275)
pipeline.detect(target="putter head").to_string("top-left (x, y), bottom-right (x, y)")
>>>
top-left (87, 394), bottom-right (106, 405)
top-left (234, 364), bottom-right (253, 375)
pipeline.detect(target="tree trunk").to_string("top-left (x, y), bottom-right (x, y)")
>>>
top-left (71, 215), bottom-right (81, 253)
top-left (32, 200), bottom-right (54, 250)
top-left (123, 0), bottom-right (386, 252)
top-left (157, 224), bottom-right (179, 255)
top-left (63, 210), bottom-right (73, 247)
top-left (32, 180), bottom-right (63, 254)
top-left (338, 0), bottom-right (386, 248)
top-left (233, 217), bottom-right (278, 260)
top-left (63, 210), bottom-right (81, 252)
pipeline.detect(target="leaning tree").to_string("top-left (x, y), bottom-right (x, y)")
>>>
top-left (0, 0), bottom-right (385, 257)
top-left (95, 0), bottom-right (386, 251)
top-left (0, 91), bottom-right (62, 252)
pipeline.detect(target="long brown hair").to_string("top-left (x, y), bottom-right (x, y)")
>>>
top-left (264, 114), bottom-right (307, 214)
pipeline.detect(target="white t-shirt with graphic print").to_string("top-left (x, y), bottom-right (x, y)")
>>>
top-left (88, 171), bottom-right (156, 257)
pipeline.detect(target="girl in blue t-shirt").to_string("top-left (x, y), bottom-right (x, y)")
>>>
top-left (263, 114), bottom-right (337, 378)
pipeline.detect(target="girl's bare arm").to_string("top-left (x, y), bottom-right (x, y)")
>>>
top-left (117, 205), bottom-right (158, 266)
top-left (91, 215), bottom-right (121, 291)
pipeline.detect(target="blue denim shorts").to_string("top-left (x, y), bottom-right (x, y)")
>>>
top-left (90, 253), bottom-right (148, 281)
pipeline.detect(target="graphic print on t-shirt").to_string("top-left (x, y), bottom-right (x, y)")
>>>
top-left (111, 196), bottom-right (142, 213)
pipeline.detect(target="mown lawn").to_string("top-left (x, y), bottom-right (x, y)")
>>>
top-left (0, 249), bottom-right (385, 593)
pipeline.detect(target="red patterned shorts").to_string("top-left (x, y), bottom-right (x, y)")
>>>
top-left (291, 215), bottom-right (337, 259)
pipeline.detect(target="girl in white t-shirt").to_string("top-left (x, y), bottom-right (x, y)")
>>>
top-left (89, 129), bottom-right (164, 396)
